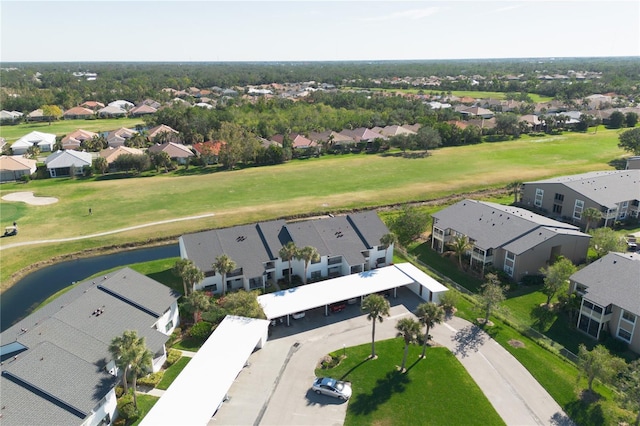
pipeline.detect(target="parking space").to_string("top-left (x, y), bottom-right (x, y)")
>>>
top-left (210, 287), bottom-right (421, 426)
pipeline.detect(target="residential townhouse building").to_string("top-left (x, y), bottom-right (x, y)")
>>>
top-left (179, 211), bottom-right (393, 294)
top-left (431, 199), bottom-right (590, 281)
top-left (521, 170), bottom-right (640, 229)
top-left (570, 252), bottom-right (640, 354)
top-left (0, 268), bottom-right (180, 426)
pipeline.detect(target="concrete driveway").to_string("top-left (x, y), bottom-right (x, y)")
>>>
top-left (210, 287), bottom-right (572, 426)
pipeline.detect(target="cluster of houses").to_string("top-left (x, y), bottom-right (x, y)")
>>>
top-left (431, 168), bottom-right (640, 353)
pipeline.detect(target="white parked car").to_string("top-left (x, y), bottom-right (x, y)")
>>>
top-left (311, 377), bottom-right (352, 400)
top-left (292, 311), bottom-right (305, 319)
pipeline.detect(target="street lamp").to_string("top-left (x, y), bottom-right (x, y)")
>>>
top-left (343, 344), bottom-right (346, 358)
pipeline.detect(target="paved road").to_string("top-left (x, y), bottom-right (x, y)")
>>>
top-left (211, 288), bottom-right (572, 426)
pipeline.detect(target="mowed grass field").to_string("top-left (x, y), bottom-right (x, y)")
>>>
top-left (0, 118), bottom-right (144, 142)
top-left (0, 128), bottom-right (628, 290)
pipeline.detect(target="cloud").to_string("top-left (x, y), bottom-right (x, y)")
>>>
top-left (492, 4), bottom-right (523, 13)
top-left (359, 7), bottom-right (439, 22)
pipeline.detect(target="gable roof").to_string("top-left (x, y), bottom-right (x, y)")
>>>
top-left (148, 142), bottom-right (194, 158)
top-left (44, 150), bottom-right (93, 168)
top-left (129, 104), bottom-right (157, 115)
top-left (61, 129), bottom-right (98, 147)
top-left (180, 212), bottom-right (390, 277)
top-left (524, 170), bottom-right (640, 209)
top-left (148, 124), bottom-right (179, 139)
top-left (0, 155), bottom-right (37, 172)
top-left (380, 125), bottom-right (416, 137)
top-left (571, 252), bottom-right (640, 314)
top-left (0, 267), bottom-right (179, 425)
top-left (63, 106), bottom-right (94, 117)
top-left (99, 146), bottom-right (144, 163)
top-left (12, 131), bottom-right (56, 149)
top-left (432, 199), bottom-right (588, 253)
top-left (181, 220), bottom-right (288, 278)
top-left (340, 127), bottom-right (387, 142)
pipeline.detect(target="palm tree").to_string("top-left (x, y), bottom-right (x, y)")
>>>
top-left (379, 232), bottom-right (398, 264)
top-left (108, 330), bottom-right (138, 394)
top-left (450, 235), bottom-right (472, 269)
top-left (279, 242), bottom-right (298, 285)
top-left (506, 180), bottom-right (522, 204)
top-left (173, 258), bottom-right (204, 296)
top-left (183, 290), bottom-right (211, 323)
top-left (212, 254), bottom-right (236, 296)
top-left (127, 338), bottom-right (153, 409)
top-left (362, 294), bottom-right (390, 359)
top-left (415, 302), bottom-right (445, 358)
top-left (295, 246), bottom-right (320, 285)
top-left (582, 207), bottom-right (601, 233)
top-left (395, 317), bottom-right (421, 373)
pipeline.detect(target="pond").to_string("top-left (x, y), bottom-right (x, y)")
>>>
top-left (1, 244), bottom-right (179, 331)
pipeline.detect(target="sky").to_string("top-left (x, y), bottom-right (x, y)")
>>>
top-left (1, 0), bottom-right (639, 62)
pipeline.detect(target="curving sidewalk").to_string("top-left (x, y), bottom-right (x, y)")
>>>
top-left (431, 316), bottom-right (574, 426)
top-left (0, 213), bottom-right (215, 251)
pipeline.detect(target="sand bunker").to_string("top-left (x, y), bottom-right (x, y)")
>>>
top-left (2, 191), bottom-right (59, 205)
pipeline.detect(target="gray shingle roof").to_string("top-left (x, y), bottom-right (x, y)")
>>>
top-left (180, 212), bottom-right (390, 274)
top-left (525, 170), bottom-right (640, 209)
top-left (432, 199), bottom-right (587, 251)
top-left (181, 220), bottom-right (287, 278)
top-left (3, 341), bottom-right (116, 416)
top-left (570, 252), bottom-right (640, 314)
top-left (0, 268), bottom-right (178, 425)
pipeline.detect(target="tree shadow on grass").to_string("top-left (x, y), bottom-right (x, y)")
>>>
top-left (348, 369), bottom-right (410, 416)
top-left (530, 304), bottom-right (557, 331)
top-left (564, 391), bottom-right (604, 426)
top-left (452, 324), bottom-right (486, 357)
top-left (339, 357), bottom-right (371, 381)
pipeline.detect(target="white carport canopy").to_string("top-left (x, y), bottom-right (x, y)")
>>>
top-left (258, 263), bottom-right (427, 320)
top-left (394, 262), bottom-right (449, 293)
top-left (141, 315), bottom-right (270, 426)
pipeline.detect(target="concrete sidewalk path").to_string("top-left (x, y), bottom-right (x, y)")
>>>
top-left (432, 316), bottom-right (573, 426)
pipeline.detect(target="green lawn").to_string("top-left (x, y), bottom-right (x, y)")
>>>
top-left (0, 128), bottom-right (627, 290)
top-left (0, 118), bottom-right (144, 142)
top-left (128, 394), bottom-right (159, 426)
top-left (156, 357), bottom-right (191, 390)
top-left (315, 339), bottom-right (504, 426)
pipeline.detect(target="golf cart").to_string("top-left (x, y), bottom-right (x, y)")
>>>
top-left (4, 225), bottom-right (17, 237)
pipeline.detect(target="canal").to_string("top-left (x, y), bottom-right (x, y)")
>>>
top-left (1, 244), bottom-right (180, 331)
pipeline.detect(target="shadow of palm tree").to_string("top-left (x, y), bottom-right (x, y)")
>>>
top-left (339, 357), bottom-right (371, 381)
top-left (348, 369), bottom-right (410, 415)
top-left (452, 324), bottom-right (486, 357)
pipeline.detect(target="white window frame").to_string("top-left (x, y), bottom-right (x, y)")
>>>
top-left (573, 199), bottom-right (584, 220)
top-left (617, 309), bottom-right (637, 343)
top-left (534, 188), bottom-right (544, 207)
top-left (503, 251), bottom-right (515, 277)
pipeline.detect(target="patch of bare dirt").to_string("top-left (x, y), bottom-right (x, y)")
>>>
top-left (508, 339), bottom-right (525, 348)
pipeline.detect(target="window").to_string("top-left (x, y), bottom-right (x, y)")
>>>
top-left (504, 251), bottom-right (515, 277)
top-left (204, 284), bottom-right (217, 292)
top-left (376, 257), bottom-right (386, 266)
top-left (554, 193), bottom-right (564, 202)
top-left (328, 256), bottom-right (342, 265)
top-left (534, 188), bottom-right (544, 207)
top-left (573, 200), bottom-right (584, 219)
top-left (578, 315), bottom-right (601, 338)
top-left (618, 328), bottom-right (632, 342)
top-left (552, 204), bottom-right (562, 214)
top-left (165, 320), bottom-right (174, 332)
top-left (622, 310), bottom-right (636, 323)
top-left (311, 271), bottom-right (321, 280)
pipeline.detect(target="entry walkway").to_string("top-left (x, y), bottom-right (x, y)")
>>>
top-left (213, 288), bottom-right (572, 426)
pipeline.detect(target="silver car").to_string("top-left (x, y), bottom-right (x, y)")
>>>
top-left (311, 377), bottom-right (352, 400)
